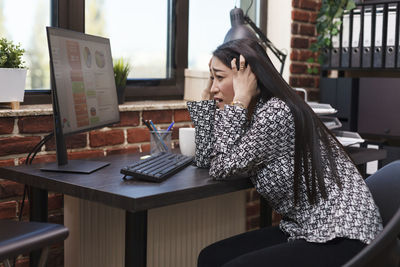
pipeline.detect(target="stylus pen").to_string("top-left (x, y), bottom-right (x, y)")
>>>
top-left (166, 121), bottom-right (175, 132)
top-left (142, 119), bottom-right (153, 132)
top-left (149, 120), bottom-right (169, 151)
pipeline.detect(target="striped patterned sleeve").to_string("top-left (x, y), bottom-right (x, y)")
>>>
top-left (210, 99), bottom-right (294, 180)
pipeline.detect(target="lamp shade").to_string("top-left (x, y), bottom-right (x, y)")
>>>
top-left (223, 8), bottom-right (258, 43)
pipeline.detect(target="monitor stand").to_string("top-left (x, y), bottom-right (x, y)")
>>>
top-left (41, 88), bottom-right (110, 174)
top-left (40, 160), bottom-right (110, 174)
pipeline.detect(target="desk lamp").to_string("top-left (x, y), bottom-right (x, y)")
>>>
top-left (224, 7), bottom-right (287, 75)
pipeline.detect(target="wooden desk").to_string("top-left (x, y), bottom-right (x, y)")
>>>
top-left (0, 147), bottom-right (386, 266)
top-left (0, 153), bottom-right (252, 267)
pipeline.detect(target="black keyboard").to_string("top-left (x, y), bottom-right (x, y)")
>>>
top-left (121, 152), bottom-right (194, 182)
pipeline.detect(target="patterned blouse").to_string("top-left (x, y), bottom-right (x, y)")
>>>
top-left (187, 97), bottom-right (383, 244)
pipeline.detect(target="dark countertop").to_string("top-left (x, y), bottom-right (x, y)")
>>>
top-left (0, 153), bottom-right (252, 212)
top-left (0, 147), bottom-right (385, 212)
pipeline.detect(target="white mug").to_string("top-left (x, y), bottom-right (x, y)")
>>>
top-left (179, 127), bottom-right (195, 157)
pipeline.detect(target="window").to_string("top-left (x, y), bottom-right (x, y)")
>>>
top-left (0, 0), bottom-right (266, 103)
top-left (188, 0), bottom-right (263, 71)
top-left (0, 0), bottom-right (51, 90)
top-left (188, 0), bottom-right (232, 70)
top-left (82, 0), bottom-right (186, 100)
top-left (85, 0), bottom-right (170, 79)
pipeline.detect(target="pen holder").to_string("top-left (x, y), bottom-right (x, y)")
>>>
top-left (150, 130), bottom-right (172, 154)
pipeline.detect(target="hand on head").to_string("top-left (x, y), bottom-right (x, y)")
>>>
top-left (204, 54), bottom-right (259, 109)
top-left (231, 55), bottom-right (259, 108)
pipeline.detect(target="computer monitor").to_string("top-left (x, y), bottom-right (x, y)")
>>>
top-left (41, 27), bottom-right (120, 173)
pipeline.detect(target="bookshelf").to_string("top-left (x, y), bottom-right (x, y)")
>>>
top-left (319, 0), bottom-right (400, 166)
top-left (321, 0), bottom-right (400, 70)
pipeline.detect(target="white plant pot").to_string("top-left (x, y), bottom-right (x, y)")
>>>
top-left (184, 68), bottom-right (209, 101)
top-left (0, 68), bottom-right (27, 102)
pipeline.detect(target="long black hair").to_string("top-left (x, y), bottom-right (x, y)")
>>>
top-left (213, 39), bottom-right (342, 205)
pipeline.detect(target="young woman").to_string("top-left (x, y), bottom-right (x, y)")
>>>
top-left (187, 39), bottom-right (382, 267)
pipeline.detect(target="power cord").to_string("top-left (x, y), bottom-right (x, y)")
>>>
top-left (26, 132), bottom-right (54, 165)
top-left (13, 132), bottom-right (54, 267)
top-left (18, 132), bottom-right (54, 220)
top-left (245, 0), bottom-right (254, 16)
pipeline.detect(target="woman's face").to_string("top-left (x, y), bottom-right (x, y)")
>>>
top-left (209, 56), bottom-right (234, 109)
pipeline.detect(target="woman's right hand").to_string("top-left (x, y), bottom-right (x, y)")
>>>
top-left (201, 77), bottom-right (213, 100)
top-left (201, 58), bottom-right (213, 100)
top-left (231, 55), bottom-right (258, 108)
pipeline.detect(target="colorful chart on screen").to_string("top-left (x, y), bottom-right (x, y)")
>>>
top-left (48, 30), bottom-right (119, 135)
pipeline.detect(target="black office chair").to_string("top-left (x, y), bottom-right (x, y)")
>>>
top-left (0, 220), bottom-right (69, 267)
top-left (343, 160), bottom-right (400, 267)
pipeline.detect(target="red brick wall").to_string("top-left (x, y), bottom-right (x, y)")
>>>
top-left (0, 108), bottom-right (192, 267)
top-left (289, 0), bottom-right (322, 101)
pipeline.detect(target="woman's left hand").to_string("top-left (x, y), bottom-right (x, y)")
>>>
top-left (231, 55), bottom-right (259, 108)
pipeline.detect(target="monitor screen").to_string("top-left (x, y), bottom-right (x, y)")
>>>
top-left (43, 27), bottom-right (120, 173)
top-left (47, 27), bottom-right (120, 135)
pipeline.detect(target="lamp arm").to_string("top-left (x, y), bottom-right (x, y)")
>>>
top-left (244, 16), bottom-right (287, 74)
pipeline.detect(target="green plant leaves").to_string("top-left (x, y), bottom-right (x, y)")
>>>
top-left (311, 0), bottom-right (356, 67)
top-left (0, 38), bottom-right (25, 68)
top-left (310, 43), bottom-right (318, 52)
top-left (306, 57), bottom-right (320, 75)
top-left (346, 1), bottom-right (356, 11)
top-left (334, 7), bottom-right (344, 18)
top-left (306, 66), bottom-right (319, 75)
top-left (113, 58), bottom-right (131, 88)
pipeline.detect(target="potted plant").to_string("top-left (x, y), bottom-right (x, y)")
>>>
top-left (307, 0), bottom-right (356, 73)
top-left (0, 38), bottom-right (27, 104)
top-left (113, 58), bottom-right (131, 104)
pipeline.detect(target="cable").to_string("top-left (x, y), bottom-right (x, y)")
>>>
top-left (243, 16), bottom-right (287, 74)
top-left (25, 132), bottom-right (54, 165)
top-left (25, 136), bottom-right (47, 164)
top-left (245, 0), bottom-right (254, 16)
top-left (13, 132), bottom-right (54, 267)
top-left (29, 133), bottom-right (54, 165)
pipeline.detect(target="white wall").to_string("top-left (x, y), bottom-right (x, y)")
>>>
top-left (266, 0), bottom-right (292, 82)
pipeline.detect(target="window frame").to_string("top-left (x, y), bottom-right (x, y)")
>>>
top-left (123, 0), bottom-right (188, 100)
top-left (22, 0), bottom-right (267, 104)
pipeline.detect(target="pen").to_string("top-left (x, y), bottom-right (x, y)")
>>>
top-left (149, 120), bottom-right (158, 132)
top-left (166, 121), bottom-right (175, 131)
top-left (142, 119), bottom-right (154, 132)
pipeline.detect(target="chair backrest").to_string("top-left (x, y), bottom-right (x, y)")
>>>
top-left (343, 160), bottom-right (400, 267)
top-left (365, 160), bottom-right (400, 226)
top-left (0, 220), bottom-right (69, 263)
